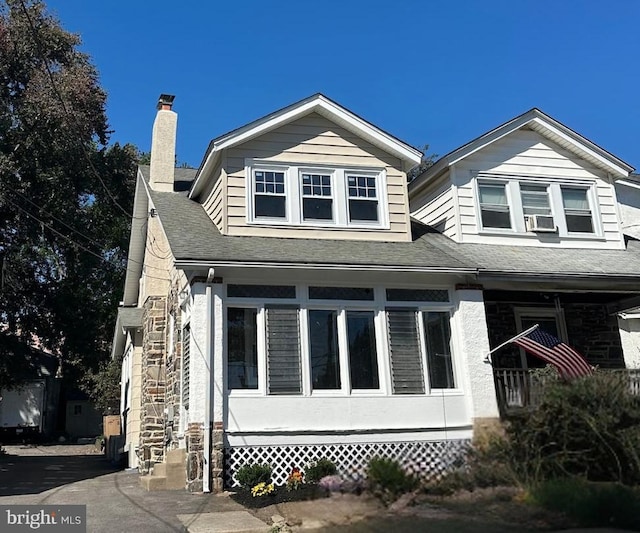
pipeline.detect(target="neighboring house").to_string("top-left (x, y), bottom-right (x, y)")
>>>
top-left (409, 109), bottom-right (640, 411)
top-left (0, 342), bottom-right (61, 440)
top-left (112, 95), bottom-right (640, 492)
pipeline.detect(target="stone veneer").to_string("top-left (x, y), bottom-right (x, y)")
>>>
top-left (485, 298), bottom-right (624, 369)
top-left (164, 285), bottom-right (182, 450)
top-left (138, 296), bottom-right (167, 473)
top-left (186, 423), bottom-right (204, 492)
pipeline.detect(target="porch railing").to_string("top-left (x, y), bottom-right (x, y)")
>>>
top-left (493, 368), bottom-right (640, 415)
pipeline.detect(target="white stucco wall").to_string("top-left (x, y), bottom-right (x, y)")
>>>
top-left (188, 283), bottom-right (210, 424)
top-left (452, 288), bottom-right (499, 419)
top-left (619, 316), bottom-right (640, 369)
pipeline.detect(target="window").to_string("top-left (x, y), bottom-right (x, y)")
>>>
top-left (182, 324), bottom-right (191, 408)
top-left (387, 309), bottom-right (425, 394)
top-left (478, 182), bottom-right (511, 229)
top-left (561, 187), bottom-right (594, 233)
top-left (302, 173), bottom-right (333, 220)
top-left (247, 161), bottom-right (387, 228)
top-left (254, 170), bottom-right (286, 219)
top-left (265, 307), bottom-right (302, 394)
top-left (423, 312), bottom-right (455, 389)
top-left (73, 404), bottom-right (82, 415)
top-left (520, 184), bottom-right (551, 216)
top-left (347, 175), bottom-right (379, 222)
top-left (227, 308), bottom-right (258, 389)
top-left (308, 309), bottom-right (340, 390)
top-left (346, 310), bottom-right (379, 389)
top-left (225, 285), bottom-right (456, 396)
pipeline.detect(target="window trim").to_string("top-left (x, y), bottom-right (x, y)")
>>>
top-left (245, 159), bottom-right (389, 229)
top-left (474, 175), bottom-right (603, 238)
top-left (224, 283), bottom-right (460, 398)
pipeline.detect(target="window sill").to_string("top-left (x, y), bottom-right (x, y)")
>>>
top-left (247, 220), bottom-right (390, 231)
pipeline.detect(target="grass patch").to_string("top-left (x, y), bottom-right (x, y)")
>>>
top-left (530, 477), bottom-right (640, 530)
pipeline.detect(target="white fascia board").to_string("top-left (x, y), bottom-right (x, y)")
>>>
top-left (617, 179), bottom-right (640, 190)
top-left (189, 96), bottom-right (421, 198)
top-left (174, 259), bottom-right (476, 274)
top-left (529, 118), bottom-right (631, 178)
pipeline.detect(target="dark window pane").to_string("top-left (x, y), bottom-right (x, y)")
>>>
top-left (349, 199), bottom-right (378, 221)
top-left (227, 308), bottom-right (258, 389)
top-left (387, 309), bottom-right (424, 394)
top-left (309, 310), bottom-right (340, 390)
top-left (309, 287), bottom-right (374, 300)
top-left (347, 311), bottom-right (379, 389)
top-left (566, 214), bottom-right (593, 233)
top-left (481, 208), bottom-right (511, 229)
top-left (386, 289), bottom-right (449, 302)
top-left (255, 195), bottom-right (286, 218)
top-left (423, 312), bottom-right (455, 389)
top-left (227, 285), bottom-right (296, 298)
top-left (303, 198), bottom-right (333, 220)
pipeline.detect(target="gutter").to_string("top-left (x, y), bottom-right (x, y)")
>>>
top-left (173, 259), bottom-right (476, 274)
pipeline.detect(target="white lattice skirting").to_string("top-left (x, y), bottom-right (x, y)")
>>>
top-left (225, 439), bottom-right (470, 487)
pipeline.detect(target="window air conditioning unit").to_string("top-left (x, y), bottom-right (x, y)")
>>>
top-left (525, 214), bottom-right (556, 232)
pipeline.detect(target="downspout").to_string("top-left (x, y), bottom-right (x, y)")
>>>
top-left (203, 270), bottom-right (215, 493)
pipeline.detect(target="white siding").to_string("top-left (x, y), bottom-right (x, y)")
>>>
top-left (223, 113), bottom-right (411, 242)
top-left (453, 128), bottom-right (624, 249)
top-left (410, 171), bottom-right (457, 239)
top-left (615, 180), bottom-right (640, 240)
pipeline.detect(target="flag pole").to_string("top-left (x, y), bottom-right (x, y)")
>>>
top-left (484, 323), bottom-right (539, 364)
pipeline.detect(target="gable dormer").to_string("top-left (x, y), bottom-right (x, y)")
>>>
top-left (409, 109), bottom-right (635, 250)
top-left (189, 95), bottom-right (422, 242)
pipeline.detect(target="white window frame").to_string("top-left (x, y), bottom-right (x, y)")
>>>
top-left (245, 159), bottom-right (389, 229)
top-left (514, 306), bottom-right (568, 369)
top-left (299, 168), bottom-right (336, 223)
top-left (475, 175), bottom-right (603, 238)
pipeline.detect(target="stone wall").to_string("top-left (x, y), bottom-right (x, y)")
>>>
top-left (485, 297), bottom-right (624, 369)
top-left (138, 296), bottom-right (167, 473)
top-left (186, 423), bottom-right (204, 492)
top-left (164, 284), bottom-right (182, 449)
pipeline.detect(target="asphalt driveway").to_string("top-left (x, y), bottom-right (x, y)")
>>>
top-left (0, 444), bottom-right (243, 532)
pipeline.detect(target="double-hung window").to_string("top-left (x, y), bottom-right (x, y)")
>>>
top-left (254, 170), bottom-right (286, 219)
top-left (347, 174), bottom-right (379, 222)
top-left (247, 161), bottom-right (387, 228)
top-left (478, 182), bottom-right (511, 229)
top-left (561, 186), bottom-right (594, 233)
top-left (301, 173), bottom-right (333, 221)
top-left (520, 184), bottom-right (552, 217)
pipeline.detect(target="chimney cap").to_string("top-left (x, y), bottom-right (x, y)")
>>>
top-left (157, 94), bottom-right (175, 110)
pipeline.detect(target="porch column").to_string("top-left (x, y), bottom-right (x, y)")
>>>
top-left (211, 282), bottom-right (225, 492)
top-left (453, 287), bottom-right (500, 426)
top-left (185, 283), bottom-right (209, 492)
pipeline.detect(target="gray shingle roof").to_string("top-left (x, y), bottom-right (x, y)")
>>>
top-left (148, 189), bottom-right (472, 271)
top-left (144, 172), bottom-right (640, 279)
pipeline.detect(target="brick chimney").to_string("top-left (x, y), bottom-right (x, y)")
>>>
top-left (149, 94), bottom-right (177, 192)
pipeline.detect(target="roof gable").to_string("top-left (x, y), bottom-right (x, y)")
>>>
top-left (189, 94), bottom-right (422, 199)
top-left (410, 108), bottom-right (634, 193)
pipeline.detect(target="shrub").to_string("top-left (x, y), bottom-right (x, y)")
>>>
top-left (367, 456), bottom-right (418, 503)
top-left (531, 477), bottom-right (640, 530)
top-left (235, 463), bottom-right (273, 491)
top-left (305, 458), bottom-right (337, 483)
top-left (506, 370), bottom-right (640, 485)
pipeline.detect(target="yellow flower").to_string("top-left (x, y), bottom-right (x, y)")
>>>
top-left (251, 482), bottom-right (275, 497)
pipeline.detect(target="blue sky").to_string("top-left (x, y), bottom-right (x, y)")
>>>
top-left (47, 0), bottom-right (640, 170)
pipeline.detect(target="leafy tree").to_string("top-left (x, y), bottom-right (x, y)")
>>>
top-left (407, 144), bottom-right (439, 182)
top-left (0, 0), bottom-right (136, 400)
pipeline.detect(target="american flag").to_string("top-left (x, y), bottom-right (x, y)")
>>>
top-left (513, 326), bottom-right (593, 380)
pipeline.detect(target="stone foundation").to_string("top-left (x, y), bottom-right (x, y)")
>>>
top-left (186, 423), bottom-right (204, 492)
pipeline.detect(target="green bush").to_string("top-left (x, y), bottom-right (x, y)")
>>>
top-left (305, 458), bottom-right (337, 483)
top-left (367, 456), bottom-right (418, 503)
top-left (531, 477), bottom-right (640, 530)
top-left (506, 370), bottom-right (640, 485)
top-left (235, 463), bottom-right (272, 491)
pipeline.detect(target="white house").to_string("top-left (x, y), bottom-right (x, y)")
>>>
top-left (112, 96), bottom-right (640, 491)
